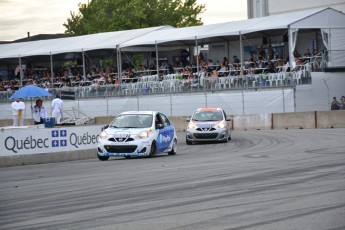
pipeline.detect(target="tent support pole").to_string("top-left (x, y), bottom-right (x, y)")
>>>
top-left (288, 26), bottom-right (294, 72)
top-left (82, 49), bottom-right (86, 79)
top-left (155, 42), bottom-right (159, 80)
top-left (239, 32), bottom-right (245, 86)
top-left (117, 45), bottom-right (122, 94)
top-left (19, 56), bottom-right (23, 87)
top-left (227, 41), bottom-right (230, 63)
top-left (195, 37), bottom-right (199, 91)
top-left (50, 52), bottom-right (54, 89)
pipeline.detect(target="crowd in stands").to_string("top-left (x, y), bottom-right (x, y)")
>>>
top-left (0, 45), bottom-right (325, 94)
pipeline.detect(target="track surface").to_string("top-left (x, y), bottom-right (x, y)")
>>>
top-left (1, 129), bottom-right (345, 230)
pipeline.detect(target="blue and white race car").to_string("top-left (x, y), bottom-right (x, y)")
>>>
top-left (97, 111), bottom-right (177, 160)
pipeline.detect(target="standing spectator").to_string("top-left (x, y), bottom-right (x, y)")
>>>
top-left (339, 97), bottom-right (345, 110)
top-left (51, 95), bottom-right (64, 124)
top-left (331, 97), bottom-right (340, 110)
top-left (268, 45), bottom-right (275, 60)
top-left (32, 99), bottom-right (47, 125)
top-left (11, 98), bottom-right (25, 126)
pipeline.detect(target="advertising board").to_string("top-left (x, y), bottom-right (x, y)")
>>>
top-left (0, 125), bottom-right (103, 156)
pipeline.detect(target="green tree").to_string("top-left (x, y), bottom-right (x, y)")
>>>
top-left (63, 0), bottom-right (205, 36)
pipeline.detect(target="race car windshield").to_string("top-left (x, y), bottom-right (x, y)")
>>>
top-left (192, 111), bottom-right (223, 121)
top-left (111, 114), bottom-right (153, 128)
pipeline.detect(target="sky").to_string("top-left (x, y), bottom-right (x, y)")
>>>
top-left (0, 0), bottom-right (247, 41)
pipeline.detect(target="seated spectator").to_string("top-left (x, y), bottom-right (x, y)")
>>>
top-left (293, 50), bottom-right (301, 59)
top-left (256, 57), bottom-right (266, 68)
top-left (218, 63), bottom-right (227, 77)
top-left (233, 55), bottom-right (240, 69)
top-left (258, 47), bottom-right (266, 60)
top-left (222, 57), bottom-right (229, 67)
top-left (311, 49), bottom-right (322, 70)
top-left (276, 51), bottom-right (284, 60)
top-left (304, 48), bottom-right (311, 57)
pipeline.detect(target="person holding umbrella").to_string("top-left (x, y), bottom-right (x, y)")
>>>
top-left (11, 98), bottom-right (26, 126)
top-left (32, 99), bottom-right (47, 125)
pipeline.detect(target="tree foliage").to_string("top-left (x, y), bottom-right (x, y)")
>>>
top-left (63, 0), bottom-right (205, 36)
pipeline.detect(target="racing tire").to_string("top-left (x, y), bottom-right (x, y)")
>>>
top-left (97, 154), bottom-right (109, 161)
top-left (221, 138), bottom-right (228, 143)
top-left (168, 139), bottom-right (177, 155)
top-left (149, 141), bottom-right (156, 158)
top-left (186, 137), bottom-right (193, 145)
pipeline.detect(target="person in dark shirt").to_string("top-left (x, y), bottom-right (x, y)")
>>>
top-left (331, 96), bottom-right (340, 110)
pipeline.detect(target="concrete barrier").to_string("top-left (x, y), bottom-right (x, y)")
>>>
top-left (272, 112), bottom-right (316, 130)
top-left (2, 111), bottom-right (344, 131)
top-left (316, 111), bottom-right (345, 128)
top-left (231, 114), bottom-right (272, 131)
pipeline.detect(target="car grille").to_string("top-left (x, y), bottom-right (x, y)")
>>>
top-left (193, 133), bottom-right (218, 139)
top-left (104, 145), bottom-right (137, 153)
top-left (108, 137), bottom-right (134, 142)
top-left (196, 127), bottom-right (216, 131)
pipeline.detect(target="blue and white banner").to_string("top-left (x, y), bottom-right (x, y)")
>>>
top-left (0, 125), bottom-right (103, 156)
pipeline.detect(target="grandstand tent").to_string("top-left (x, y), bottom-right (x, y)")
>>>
top-left (1, 7), bottom-right (345, 83)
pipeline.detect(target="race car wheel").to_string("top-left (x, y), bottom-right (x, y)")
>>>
top-left (97, 154), bottom-right (109, 161)
top-left (186, 137), bottom-right (193, 145)
top-left (149, 141), bottom-right (157, 157)
top-left (168, 139), bottom-right (177, 155)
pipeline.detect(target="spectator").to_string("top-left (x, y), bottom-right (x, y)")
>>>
top-left (51, 95), bottom-right (64, 124)
top-left (304, 48), bottom-right (311, 57)
top-left (208, 70), bottom-right (218, 89)
top-left (233, 55), bottom-right (240, 69)
top-left (222, 57), bottom-right (229, 67)
top-left (268, 45), bottom-right (275, 60)
top-left (11, 98), bottom-right (25, 126)
top-left (331, 97), bottom-right (340, 110)
top-left (32, 99), bottom-right (47, 125)
top-left (311, 49), bottom-right (321, 70)
top-left (339, 97), bottom-right (345, 110)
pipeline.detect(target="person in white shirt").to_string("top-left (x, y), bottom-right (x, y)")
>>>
top-left (11, 98), bottom-right (26, 126)
top-left (51, 95), bottom-right (64, 124)
top-left (32, 99), bottom-right (47, 125)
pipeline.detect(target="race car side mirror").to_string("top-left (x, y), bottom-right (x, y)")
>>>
top-left (186, 118), bottom-right (190, 122)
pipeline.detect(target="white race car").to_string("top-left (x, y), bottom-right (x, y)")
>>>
top-left (97, 111), bottom-right (177, 160)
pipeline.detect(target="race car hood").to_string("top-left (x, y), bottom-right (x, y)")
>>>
top-left (104, 127), bottom-right (150, 136)
top-left (194, 121), bottom-right (218, 129)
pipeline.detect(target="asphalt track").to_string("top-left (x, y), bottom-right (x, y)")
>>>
top-left (1, 129), bottom-right (345, 230)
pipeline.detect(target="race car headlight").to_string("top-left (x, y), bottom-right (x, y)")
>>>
top-left (99, 131), bottom-right (108, 139)
top-left (137, 130), bottom-right (149, 139)
top-left (214, 121), bottom-right (226, 129)
top-left (188, 121), bottom-right (198, 129)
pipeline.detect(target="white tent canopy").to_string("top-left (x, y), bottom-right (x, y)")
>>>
top-left (0, 7), bottom-right (344, 60)
top-left (0, 26), bottom-right (172, 59)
